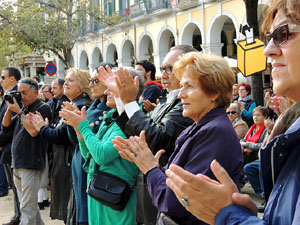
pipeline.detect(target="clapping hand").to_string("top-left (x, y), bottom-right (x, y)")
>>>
top-left (112, 130), bottom-right (164, 174)
top-left (28, 111), bottom-right (49, 132)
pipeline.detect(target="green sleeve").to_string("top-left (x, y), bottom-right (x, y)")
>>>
top-left (78, 120), bottom-right (126, 166)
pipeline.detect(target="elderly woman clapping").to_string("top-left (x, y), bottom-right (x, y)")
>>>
top-left (113, 52), bottom-right (243, 225)
top-left (165, 0), bottom-right (300, 224)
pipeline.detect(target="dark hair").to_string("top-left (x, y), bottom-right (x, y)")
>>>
top-left (170, 45), bottom-right (199, 54)
top-left (19, 78), bottom-right (39, 91)
top-left (0, 84), bottom-right (4, 97)
top-left (238, 82), bottom-right (252, 95)
top-left (32, 75), bottom-right (40, 83)
top-left (56, 78), bottom-right (65, 87)
top-left (42, 84), bottom-right (52, 93)
top-left (3, 67), bottom-right (21, 81)
top-left (136, 61), bottom-right (156, 80)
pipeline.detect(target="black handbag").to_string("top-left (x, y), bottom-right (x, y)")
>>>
top-left (86, 170), bottom-right (132, 211)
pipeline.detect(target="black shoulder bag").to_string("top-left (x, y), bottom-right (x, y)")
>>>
top-left (86, 169), bottom-right (132, 211)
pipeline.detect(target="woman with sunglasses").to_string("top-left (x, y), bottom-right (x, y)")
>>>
top-left (165, 0), bottom-right (300, 224)
top-left (226, 103), bottom-right (248, 140)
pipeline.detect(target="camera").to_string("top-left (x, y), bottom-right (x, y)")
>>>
top-left (4, 91), bottom-right (22, 104)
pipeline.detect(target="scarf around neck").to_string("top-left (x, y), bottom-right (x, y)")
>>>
top-left (245, 123), bottom-right (265, 143)
top-left (238, 95), bottom-right (252, 108)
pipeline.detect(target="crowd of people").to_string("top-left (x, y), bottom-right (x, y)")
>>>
top-left (0, 0), bottom-right (300, 224)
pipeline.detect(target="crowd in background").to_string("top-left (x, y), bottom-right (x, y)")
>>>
top-left (0, 1), bottom-right (300, 224)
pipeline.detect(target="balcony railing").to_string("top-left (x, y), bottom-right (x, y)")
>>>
top-left (147, 0), bottom-right (171, 13)
top-left (130, 1), bottom-right (147, 18)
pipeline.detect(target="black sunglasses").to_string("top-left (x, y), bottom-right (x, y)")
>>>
top-left (226, 111), bottom-right (237, 115)
top-left (1, 76), bottom-right (6, 80)
top-left (264, 24), bottom-right (300, 47)
top-left (88, 78), bottom-right (100, 85)
top-left (159, 65), bottom-right (173, 75)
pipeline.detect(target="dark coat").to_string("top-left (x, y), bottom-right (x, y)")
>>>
top-left (39, 108), bottom-right (73, 222)
top-left (113, 95), bottom-right (193, 165)
top-left (68, 93), bottom-right (92, 223)
top-left (215, 119), bottom-right (300, 225)
top-left (0, 85), bottom-right (18, 164)
top-left (147, 107), bottom-right (243, 225)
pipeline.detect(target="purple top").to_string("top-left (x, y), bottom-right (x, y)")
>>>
top-left (146, 107), bottom-right (243, 225)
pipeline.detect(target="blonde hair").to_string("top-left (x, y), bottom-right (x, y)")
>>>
top-left (173, 52), bottom-right (235, 109)
top-left (65, 68), bottom-right (93, 99)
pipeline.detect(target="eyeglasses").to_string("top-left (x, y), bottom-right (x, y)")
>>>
top-left (160, 65), bottom-right (173, 75)
top-left (226, 111), bottom-right (237, 115)
top-left (88, 78), bottom-right (100, 85)
top-left (1, 76), bottom-right (7, 80)
top-left (264, 24), bottom-right (300, 47)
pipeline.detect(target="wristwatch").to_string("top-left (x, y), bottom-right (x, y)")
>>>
top-left (18, 111), bottom-right (25, 118)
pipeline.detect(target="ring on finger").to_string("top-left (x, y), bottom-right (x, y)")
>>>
top-left (181, 196), bottom-right (189, 207)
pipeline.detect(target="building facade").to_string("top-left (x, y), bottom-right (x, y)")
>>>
top-left (55, 0), bottom-right (269, 84)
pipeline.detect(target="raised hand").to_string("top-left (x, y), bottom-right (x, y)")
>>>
top-left (115, 67), bottom-right (139, 104)
top-left (97, 66), bottom-right (119, 97)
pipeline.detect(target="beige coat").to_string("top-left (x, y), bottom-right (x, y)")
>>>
top-left (233, 119), bottom-right (249, 140)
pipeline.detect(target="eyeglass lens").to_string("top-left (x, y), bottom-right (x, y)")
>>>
top-left (89, 79), bottom-right (99, 85)
top-left (160, 65), bottom-right (173, 74)
top-left (226, 111), bottom-right (237, 115)
top-left (264, 24), bottom-right (288, 46)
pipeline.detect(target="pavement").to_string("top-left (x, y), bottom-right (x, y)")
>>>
top-left (0, 190), bottom-right (64, 225)
top-left (0, 183), bottom-right (264, 224)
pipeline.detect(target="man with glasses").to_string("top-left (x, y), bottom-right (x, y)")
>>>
top-left (41, 84), bottom-right (54, 104)
top-left (104, 45), bottom-right (197, 225)
top-left (0, 67), bottom-right (22, 225)
top-left (2, 78), bottom-right (51, 225)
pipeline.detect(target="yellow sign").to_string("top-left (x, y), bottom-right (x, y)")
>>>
top-left (237, 38), bottom-right (267, 77)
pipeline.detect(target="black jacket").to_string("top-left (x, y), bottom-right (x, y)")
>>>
top-left (113, 96), bottom-right (193, 164)
top-left (3, 99), bottom-right (52, 170)
top-left (0, 85), bottom-right (17, 164)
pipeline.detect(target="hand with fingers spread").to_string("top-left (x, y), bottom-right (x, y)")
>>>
top-left (113, 130), bottom-right (164, 174)
top-left (166, 160), bottom-right (239, 224)
top-left (115, 67), bottom-right (139, 104)
top-left (28, 111), bottom-right (49, 132)
top-left (97, 66), bottom-right (119, 96)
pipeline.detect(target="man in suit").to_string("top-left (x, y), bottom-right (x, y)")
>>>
top-left (108, 45), bottom-right (197, 224)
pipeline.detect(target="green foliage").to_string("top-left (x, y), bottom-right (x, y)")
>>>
top-left (0, 0), bottom-right (123, 68)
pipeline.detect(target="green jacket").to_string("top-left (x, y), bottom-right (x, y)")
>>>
top-left (78, 109), bottom-right (138, 225)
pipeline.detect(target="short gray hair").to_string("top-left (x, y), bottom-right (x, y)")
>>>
top-left (228, 103), bottom-right (241, 114)
top-left (19, 78), bottom-right (39, 91)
